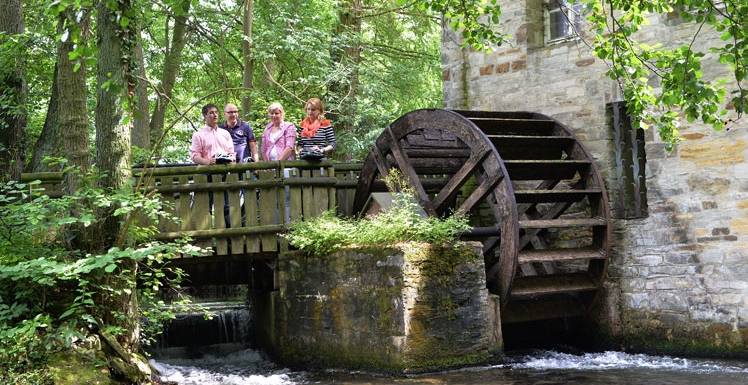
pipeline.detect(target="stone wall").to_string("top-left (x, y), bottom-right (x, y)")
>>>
top-left (257, 243), bottom-right (502, 372)
top-left (442, 2), bottom-right (748, 354)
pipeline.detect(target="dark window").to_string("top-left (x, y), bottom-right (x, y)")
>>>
top-left (546, 0), bottom-right (583, 42)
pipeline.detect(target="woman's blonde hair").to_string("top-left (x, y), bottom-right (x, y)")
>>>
top-left (305, 98), bottom-right (324, 118)
top-left (267, 102), bottom-right (285, 118)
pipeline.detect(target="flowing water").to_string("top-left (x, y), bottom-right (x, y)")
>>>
top-left (151, 348), bottom-right (748, 385)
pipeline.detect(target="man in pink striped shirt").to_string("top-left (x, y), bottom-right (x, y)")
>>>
top-left (190, 104), bottom-right (236, 165)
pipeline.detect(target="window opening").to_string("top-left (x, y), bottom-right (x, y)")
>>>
top-left (545, 0), bottom-right (583, 43)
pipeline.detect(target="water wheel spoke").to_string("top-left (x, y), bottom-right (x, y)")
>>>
top-left (372, 143), bottom-right (391, 179)
top-left (385, 125), bottom-right (436, 215)
top-left (455, 173), bottom-right (502, 216)
top-left (433, 145), bottom-right (490, 214)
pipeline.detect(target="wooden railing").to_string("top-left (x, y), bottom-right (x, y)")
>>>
top-left (21, 161), bottom-right (363, 257)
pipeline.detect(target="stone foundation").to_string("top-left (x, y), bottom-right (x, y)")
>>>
top-left (255, 242), bottom-right (502, 372)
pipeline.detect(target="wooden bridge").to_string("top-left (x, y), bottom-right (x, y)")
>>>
top-left (21, 109), bottom-right (612, 324)
top-left (22, 161), bottom-right (363, 284)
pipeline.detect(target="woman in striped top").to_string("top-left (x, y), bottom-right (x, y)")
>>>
top-left (298, 98), bottom-right (335, 160)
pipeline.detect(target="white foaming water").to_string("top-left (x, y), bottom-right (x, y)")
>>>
top-left (150, 348), bottom-right (302, 385)
top-left (512, 351), bottom-right (748, 373)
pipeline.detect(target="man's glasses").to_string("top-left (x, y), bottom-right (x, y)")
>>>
top-left (226, 110), bottom-right (239, 114)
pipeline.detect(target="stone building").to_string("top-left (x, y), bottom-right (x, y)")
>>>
top-left (441, 1), bottom-right (748, 354)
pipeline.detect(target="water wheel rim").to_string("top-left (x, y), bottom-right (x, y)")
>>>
top-left (353, 109), bottom-right (519, 303)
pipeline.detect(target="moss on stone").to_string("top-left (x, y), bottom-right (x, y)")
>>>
top-left (46, 351), bottom-right (118, 385)
top-left (270, 242), bottom-right (496, 374)
top-left (621, 311), bottom-right (748, 358)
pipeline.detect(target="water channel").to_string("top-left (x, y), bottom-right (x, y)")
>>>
top-left (151, 348), bottom-right (748, 385)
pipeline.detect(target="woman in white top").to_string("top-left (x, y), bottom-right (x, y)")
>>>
top-left (260, 102), bottom-right (296, 161)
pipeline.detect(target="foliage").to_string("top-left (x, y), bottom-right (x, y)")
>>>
top-left (0, 178), bottom-right (201, 373)
top-left (414, 0), bottom-right (507, 49)
top-left (285, 171), bottom-right (471, 254)
top-left (580, 0), bottom-right (745, 149)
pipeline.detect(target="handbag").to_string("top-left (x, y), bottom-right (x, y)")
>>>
top-left (299, 148), bottom-right (325, 161)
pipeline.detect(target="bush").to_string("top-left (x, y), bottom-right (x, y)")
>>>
top-left (285, 172), bottom-right (471, 254)
top-left (0, 177), bottom-right (201, 374)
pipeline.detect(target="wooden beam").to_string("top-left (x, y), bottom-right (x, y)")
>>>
top-left (385, 125), bottom-right (436, 216)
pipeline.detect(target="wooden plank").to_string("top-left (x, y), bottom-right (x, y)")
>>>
top-left (213, 174), bottom-right (228, 256)
top-left (514, 189), bottom-right (601, 203)
top-left (503, 160), bottom-right (590, 180)
top-left (326, 166), bottom-right (336, 213)
top-left (335, 169), bottom-right (350, 216)
top-left (177, 175), bottom-right (192, 232)
top-left (451, 110), bottom-right (536, 120)
top-left (518, 248), bottom-right (606, 264)
top-left (289, 168), bottom-right (303, 223)
top-left (468, 117), bottom-right (556, 136)
top-left (510, 273), bottom-right (598, 299)
top-left (487, 135), bottom-right (572, 160)
top-left (519, 217), bottom-right (607, 229)
top-left (154, 224), bottom-right (285, 240)
top-left (192, 174), bottom-right (212, 252)
top-left (301, 169), bottom-right (315, 219)
top-left (226, 172), bottom-right (245, 255)
top-left (258, 169), bottom-right (278, 252)
top-left (312, 168), bottom-right (328, 216)
top-left (245, 171), bottom-right (260, 253)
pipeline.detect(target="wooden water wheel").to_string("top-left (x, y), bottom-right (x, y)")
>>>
top-left (352, 109), bottom-right (611, 324)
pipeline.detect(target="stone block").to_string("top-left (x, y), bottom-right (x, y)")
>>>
top-left (270, 243), bottom-right (499, 372)
top-left (622, 293), bottom-right (649, 309)
top-left (479, 65), bottom-right (494, 76)
top-left (649, 265), bottom-right (695, 276)
top-left (636, 254), bottom-right (663, 266)
top-left (651, 293), bottom-right (689, 312)
top-left (702, 201), bottom-right (718, 209)
top-left (511, 59), bottom-right (527, 71)
top-left (575, 58), bottom-right (595, 67)
top-left (679, 138), bottom-right (746, 166)
top-left (664, 252), bottom-right (695, 265)
top-left (687, 174), bottom-right (731, 195)
top-left (730, 217), bottom-right (748, 235)
top-left (495, 62), bottom-right (510, 74)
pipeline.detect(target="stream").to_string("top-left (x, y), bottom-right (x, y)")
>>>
top-left (150, 348), bottom-right (748, 385)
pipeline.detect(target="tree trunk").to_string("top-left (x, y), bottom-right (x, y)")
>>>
top-left (96, 1), bottom-right (132, 193)
top-left (95, 0), bottom-right (137, 352)
top-left (132, 37), bottom-right (150, 150)
top-left (241, 0), bottom-right (254, 119)
top-left (329, 0), bottom-right (362, 134)
top-left (0, 0), bottom-right (27, 180)
top-left (148, 0), bottom-right (191, 150)
top-left (29, 63), bottom-right (59, 172)
top-left (58, 10), bottom-right (91, 193)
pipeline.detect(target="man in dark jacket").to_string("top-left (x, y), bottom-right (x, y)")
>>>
top-left (220, 103), bottom-right (258, 163)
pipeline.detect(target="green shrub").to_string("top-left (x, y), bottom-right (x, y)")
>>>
top-left (0, 176), bottom-right (201, 374)
top-left (285, 171), bottom-right (471, 254)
